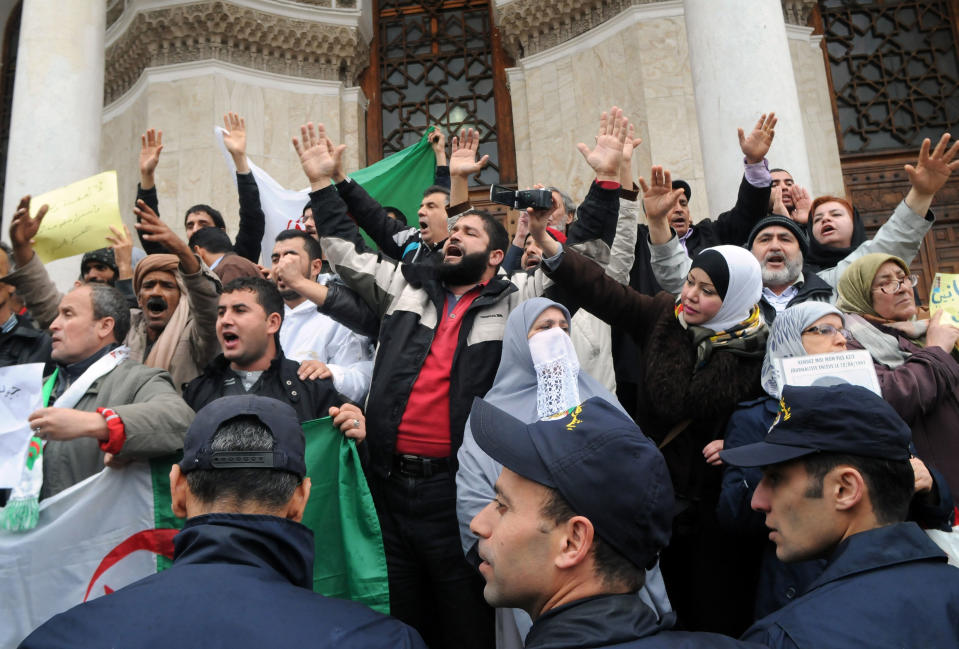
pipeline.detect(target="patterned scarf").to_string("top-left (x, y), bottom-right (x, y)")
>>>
top-left (676, 301), bottom-right (768, 370)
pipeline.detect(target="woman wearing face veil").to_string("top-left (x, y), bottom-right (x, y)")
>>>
top-left (537, 243), bottom-right (768, 634)
top-left (456, 298), bottom-right (673, 649)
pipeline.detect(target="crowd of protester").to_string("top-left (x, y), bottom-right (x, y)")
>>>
top-left (4, 105), bottom-right (959, 649)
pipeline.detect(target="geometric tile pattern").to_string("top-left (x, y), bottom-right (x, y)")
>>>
top-left (379, 0), bottom-right (499, 185)
top-left (821, 0), bottom-right (959, 153)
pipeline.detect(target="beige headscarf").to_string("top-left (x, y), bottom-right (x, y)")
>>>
top-left (133, 254), bottom-right (190, 370)
top-left (836, 253), bottom-right (924, 368)
top-left (835, 253), bottom-right (910, 317)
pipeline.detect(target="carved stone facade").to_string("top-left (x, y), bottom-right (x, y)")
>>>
top-left (104, 1), bottom-right (368, 105)
top-left (494, 0), bottom-right (819, 60)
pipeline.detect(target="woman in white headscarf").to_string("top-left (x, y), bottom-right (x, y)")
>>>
top-left (456, 297), bottom-right (672, 649)
top-left (718, 301), bottom-right (953, 622)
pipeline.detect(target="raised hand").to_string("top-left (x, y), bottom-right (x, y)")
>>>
top-left (134, 200), bottom-right (198, 273)
top-left (620, 122), bottom-right (643, 188)
top-left (905, 133), bottom-right (959, 197)
top-left (577, 107), bottom-right (627, 181)
top-left (639, 166), bottom-right (685, 224)
top-left (106, 224), bottom-right (134, 279)
top-left (449, 128), bottom-right (489, 178)
top-left (9, 195), bottom-right (48, 266)
top-left (292, 122), bottom-right (344, 190)
top-left (512, 211), bottom-right (530, 247)
top-left (430, 128), bottom-right (448, 166)
top-left (791, 184), bottom-right (812, 224)
top-left (527, 191), bottom-right (561, 258)
top-left (639, 166), bottom-right (686, 245)
top-left (139, 128), bottom-right (163, 188)
top-left (223, 112), bottom-right (250, 173)
top-left (770, 185), bottom-right (787, 217)
top-left (738, 112), bottom-right (777, 164)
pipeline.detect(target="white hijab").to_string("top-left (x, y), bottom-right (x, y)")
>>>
top-left (695, 245), bottom-right (763, 332)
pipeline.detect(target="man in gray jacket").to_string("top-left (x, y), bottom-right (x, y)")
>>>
top-left (27, 283), bottom-right (193, 498)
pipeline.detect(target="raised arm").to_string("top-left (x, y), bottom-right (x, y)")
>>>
top-left (565, 107), bottom-right (628, 248)
top-left (705, 112), bottom-right (776, 244)
top-left (5, 196), bottom-right (62, 328)
top-left (903, 133), bottom-right (959, 217)
top-left (448, 128), bottom-right (489, 208)
top-left (136, 128), bottom-right (168, 255)
top-left (643, 166), bottom-right (691, 294)
top-left (223, 112), bottom-right (264, 262)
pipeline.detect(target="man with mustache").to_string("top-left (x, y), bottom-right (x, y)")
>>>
top-left (27, 282), bottom-right (193, 499)
top-left (5, 196), bottom-right (220, 393)
top-left (743, 216), bottom-right (832, 323)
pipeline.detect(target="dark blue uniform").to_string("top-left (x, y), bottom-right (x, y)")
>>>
top-left (20, 513), bottom-right (426, 649)
top-left (741, 523), bottom-right (959, 648)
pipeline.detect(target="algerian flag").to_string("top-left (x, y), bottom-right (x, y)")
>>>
top-left (215, 127), bottom-right (438, 264)
top-left (0, 457), bottom-right (182, 648)
top-left (1, 419), bottom-right (389, 645)
top-left (301, 416), bottom-right (389, 614)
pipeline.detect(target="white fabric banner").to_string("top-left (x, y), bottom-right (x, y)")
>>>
top-left (213, 126), bottom-right (311, 267)
top-left (0, 363), bottom-right (44, 488)
top-left (0, 463), bottom-right (175, 648)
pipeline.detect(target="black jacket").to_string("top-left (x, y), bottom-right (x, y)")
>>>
top-left (525, 594), bottom-right (764, 648)
top-left (758, 270), bottom-right (834, 324)
top-left (135, 172), bottom-right (265, 263)
top-left (183, 350), bottom-right (343, 422)
top-left (0, 314), bottom-right (51, 368)
top-left (20, 514), bottom-right (426, 649)
top-left (615, 175), bottom-right (771, 385)
top-left (311, 181), bottom-right (615, 476)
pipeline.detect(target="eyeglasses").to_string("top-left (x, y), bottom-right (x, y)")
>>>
top-left (872, 274), bottom-right (918, 295)
top-left (801, 324), bottom-right (850, 338)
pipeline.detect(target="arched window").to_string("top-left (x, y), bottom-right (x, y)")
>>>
top-left (364, 0), bottom-right (516, 188)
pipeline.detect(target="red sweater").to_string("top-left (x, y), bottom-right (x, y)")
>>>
top-left (395, 286), bottom-right (483, 457)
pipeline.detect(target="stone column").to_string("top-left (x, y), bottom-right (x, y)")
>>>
top-left (683, 0), bottom-right (811, 216)
top-left (3, 0), bottom-right (106, 219)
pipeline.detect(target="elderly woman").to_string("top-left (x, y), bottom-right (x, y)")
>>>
top-left (456, 297), bottom-right (671, 648)
top-left (836, 253), bottom-right (959, 493)
top-left (718, 301), bottom-right (954, 621)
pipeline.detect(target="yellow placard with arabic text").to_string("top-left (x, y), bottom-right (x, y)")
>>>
top-left (31, 171), bottom-right (123, 263)
top-left (929, 273), bottom-right (959, 351)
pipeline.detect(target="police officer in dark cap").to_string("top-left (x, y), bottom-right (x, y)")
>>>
top-left (468, 395), bottom-right (764, 648)
top-left (723, 385), bottom-right (959, 649)
top-left (20, 396), bottom-right (427, 649)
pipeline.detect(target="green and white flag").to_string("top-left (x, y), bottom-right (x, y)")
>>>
top-left (0, 457), bottom-right (182, 648)
top-left (0, 419), bottom-right (389, 645)
top-left (215, 126), bottom-right (438, 264)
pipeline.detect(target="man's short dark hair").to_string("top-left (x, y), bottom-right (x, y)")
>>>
top-left (88, 283), bottom-right (131, 343)
top-left (460, 209), bottom-right (509, 257)
top-left (301, 202), bottom-right (312, 218)
top-left (769, 168), bottom-right (792, 177)
top-left (184, 204), bottom-right (226, 230)
top-left (223, 277), bottom-right (285, 324)
top-left (383, 205), bottom-right (408, 223)
top-left (540, 487), bottom-right (646, 592)
top-left (422, 185), bottom-right (450, 203)
top-left (186, 416), bottom-right (301, 509)
top-left (801, 453), bottom-right (914, 524)
top-left (188, 226), bottom-right (233, 254)
top-left (275, 229), bottom-right (322, 263)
